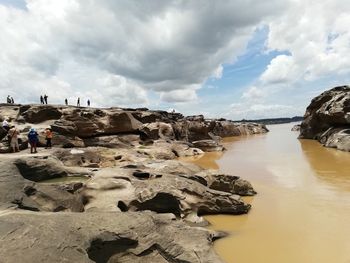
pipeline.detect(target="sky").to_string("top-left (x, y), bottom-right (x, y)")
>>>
top-left (0, 0), bottom-right (350, 120)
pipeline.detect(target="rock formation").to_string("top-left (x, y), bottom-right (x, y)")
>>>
top-left (0, 103), bottom-right (268, 262)
top-left (299, 86), bottom-right (350, 151)
top-left (291, 124), bottom-right (301, 131)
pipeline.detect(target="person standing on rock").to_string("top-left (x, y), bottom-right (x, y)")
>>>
top-left (8, 126), bottom-right (20, 153)
top-left (28, 128), bottom-right (39, 154)
top-left (44, 94), bottom-right (48, 104)
top-left (44, 128), bottom-right (53, 149)
top-left (10, 97), bottom-right (14, 104)
top-left (65, 98), bottom-right (68, 106)
top-left (40, 95), bottom-right (44, 104)
top-left (6, 95), bottom-right (11, 104)
top-left (77, 97), bottom-right (80, 107)
top-left (87, 99), bottom-right (90, 107)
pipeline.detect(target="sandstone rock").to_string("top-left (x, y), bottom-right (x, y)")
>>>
top-left (0, 158), bottom-right (85, 212)
top-left (13, 155), bottom-right (91, 182)
top-left (83, 166), bottom-right (251, 219)
top-left (52, 108), bottom-right (142, 138)
top-left (299, 86), bottom-right (350, 151)
top-left (291, 124), bottom-right (301, 131)
top-left (0, 211), bottom-right (224, 263)
top-left (14, 183), bottom-right (85, 212)
top-left (192, 140), bottom-right (224, 152)
top-left (0, 160), bottom-right (28, 206)
top-left (19, 105), bottom-right (63, 123)
top-left (140, 122), bottom-right (175, 140)
top-left (84, 135), bottom-right (134, 148)
top-left (201, 173), bottom-right (257, 196)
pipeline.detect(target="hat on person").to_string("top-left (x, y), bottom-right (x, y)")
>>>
top-left (30, 128), bottom-right (36, 132)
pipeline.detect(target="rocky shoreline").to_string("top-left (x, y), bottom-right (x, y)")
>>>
top-left (0, 104), bottom-right (267, 262)
top-left (299, 86), bottom-right (350, 152)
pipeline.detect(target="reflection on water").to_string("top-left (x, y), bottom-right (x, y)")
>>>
top-left (182, 123), bottom-right (350, 263)
top-left (300, 140), bottom-right (350, 192)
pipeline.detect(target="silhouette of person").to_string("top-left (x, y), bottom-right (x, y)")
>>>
top-left (87, 99), bottom-right (90, 107)
top-left (40, 95), bottom-right (44, 104)
top-left (10, 97), bottom-right (14, 104)
top-left (44, 94), bottom-right (48, 104)
top-left (77, 97), bottom-right (80, 107)
top-left (7, 95), bottom-right (11, 104)
top-left (65, 98), bottom-right (68, 106)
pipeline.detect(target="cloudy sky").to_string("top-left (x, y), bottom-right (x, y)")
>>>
top-left (1, 0), bottom-right (350, 119)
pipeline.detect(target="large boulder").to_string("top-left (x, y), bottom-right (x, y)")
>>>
top-left (299, 86), bottom-right (350, 151)
top-left (82, 166), bottom-right (251, 220)
top-left (52, 108), bottom-right (142, 137)
top-left (192, 140), bottom-right (224, 152)
top-left (0, 158), bottom-right (85, 212)
top-left (139, 122), bottom-right (175, 140)
top-left (13, 155), bottom-right (91, 182)
top-left (19, 105), bottom-right (63, 123)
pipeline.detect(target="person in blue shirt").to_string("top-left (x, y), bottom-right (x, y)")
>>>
top-left (28, 128), bottom-right (39, 154)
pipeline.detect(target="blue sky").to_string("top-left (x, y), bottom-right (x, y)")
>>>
top-left (1, 0), bottom-right (349, 119)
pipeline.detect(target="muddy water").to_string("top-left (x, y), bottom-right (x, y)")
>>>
top-left (183, 123), bottom-right (350, 263)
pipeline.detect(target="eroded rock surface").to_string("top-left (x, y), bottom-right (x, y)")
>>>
top-left (0, 104), bottom-right (264, 262)
top-left (299, 86), bottom-right (350, 151)
top-left (0, 104), bottom-right (268, 153)
top-left (0, 211), bottom-right (224, 263)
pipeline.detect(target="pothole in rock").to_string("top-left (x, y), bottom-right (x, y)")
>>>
top-left (129, 193), bottom-right (181, 217)
top-left (132, 171), bottom-right (163, 180)
top-left (87, 234), bottom-right (138, 263)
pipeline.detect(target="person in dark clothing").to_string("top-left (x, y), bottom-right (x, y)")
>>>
top-left (44, 94), bottom-right (48, 104)
top-left (10, 97), bottom-right (14, 104)
top-left (65, 98), bottom-right (68, 106)
top-left (28, 128), bottom-right (39, 154)
top-left (7, 95), bottom-right (11, 104)
top-left (40, 95), bottom-right (44, 104)
top-left (87, 99), bottom-right (90, 107)
top-left (77, 97), bottom-right (80, 107)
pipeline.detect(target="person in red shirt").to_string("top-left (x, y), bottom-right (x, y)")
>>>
top-left (45, 128), bottom-right (53, 149)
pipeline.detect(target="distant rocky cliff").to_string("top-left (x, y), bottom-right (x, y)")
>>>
top-left (299, 86), bottom-right (350, 151)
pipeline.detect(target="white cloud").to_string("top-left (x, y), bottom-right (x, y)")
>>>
top-left (260, 55), bottom-right (300, 84)
top-left (160, 88), bottom-right (198, 103)
top-left (0, 0), bottom-right (289, 107)
top-left (264, 0), bottom-right (350, 83)
top-left (241, 86), bottom-right (265, 101)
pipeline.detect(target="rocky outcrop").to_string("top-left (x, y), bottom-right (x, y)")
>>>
top-left (291, 124), bottom-right (301, 131)
top-left (299, 86), bottom-right (350, 151)
top-left (0, 104), bottom-right (268, 154)
top-left (82, 165), bottom-right (250, 220)
top-left (0, 103), bottom-right (264, 262)
top-left (192, 140), bottom-right (224, 152)
top-left (0, 211), bottom-right (224, 263)
top-left (51, 108), bottom-right (142, 137)
top-left (0, 157), bottom-right (86, 212)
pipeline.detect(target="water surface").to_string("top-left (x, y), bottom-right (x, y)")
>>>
top-left (184, 123), bottom-right (350, 263)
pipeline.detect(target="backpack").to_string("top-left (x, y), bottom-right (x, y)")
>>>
top-left (28, 131), bottom-right (38, 141)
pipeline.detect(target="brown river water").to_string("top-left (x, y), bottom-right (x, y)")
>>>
top-left (181, 123), bottom-right (350, 263)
